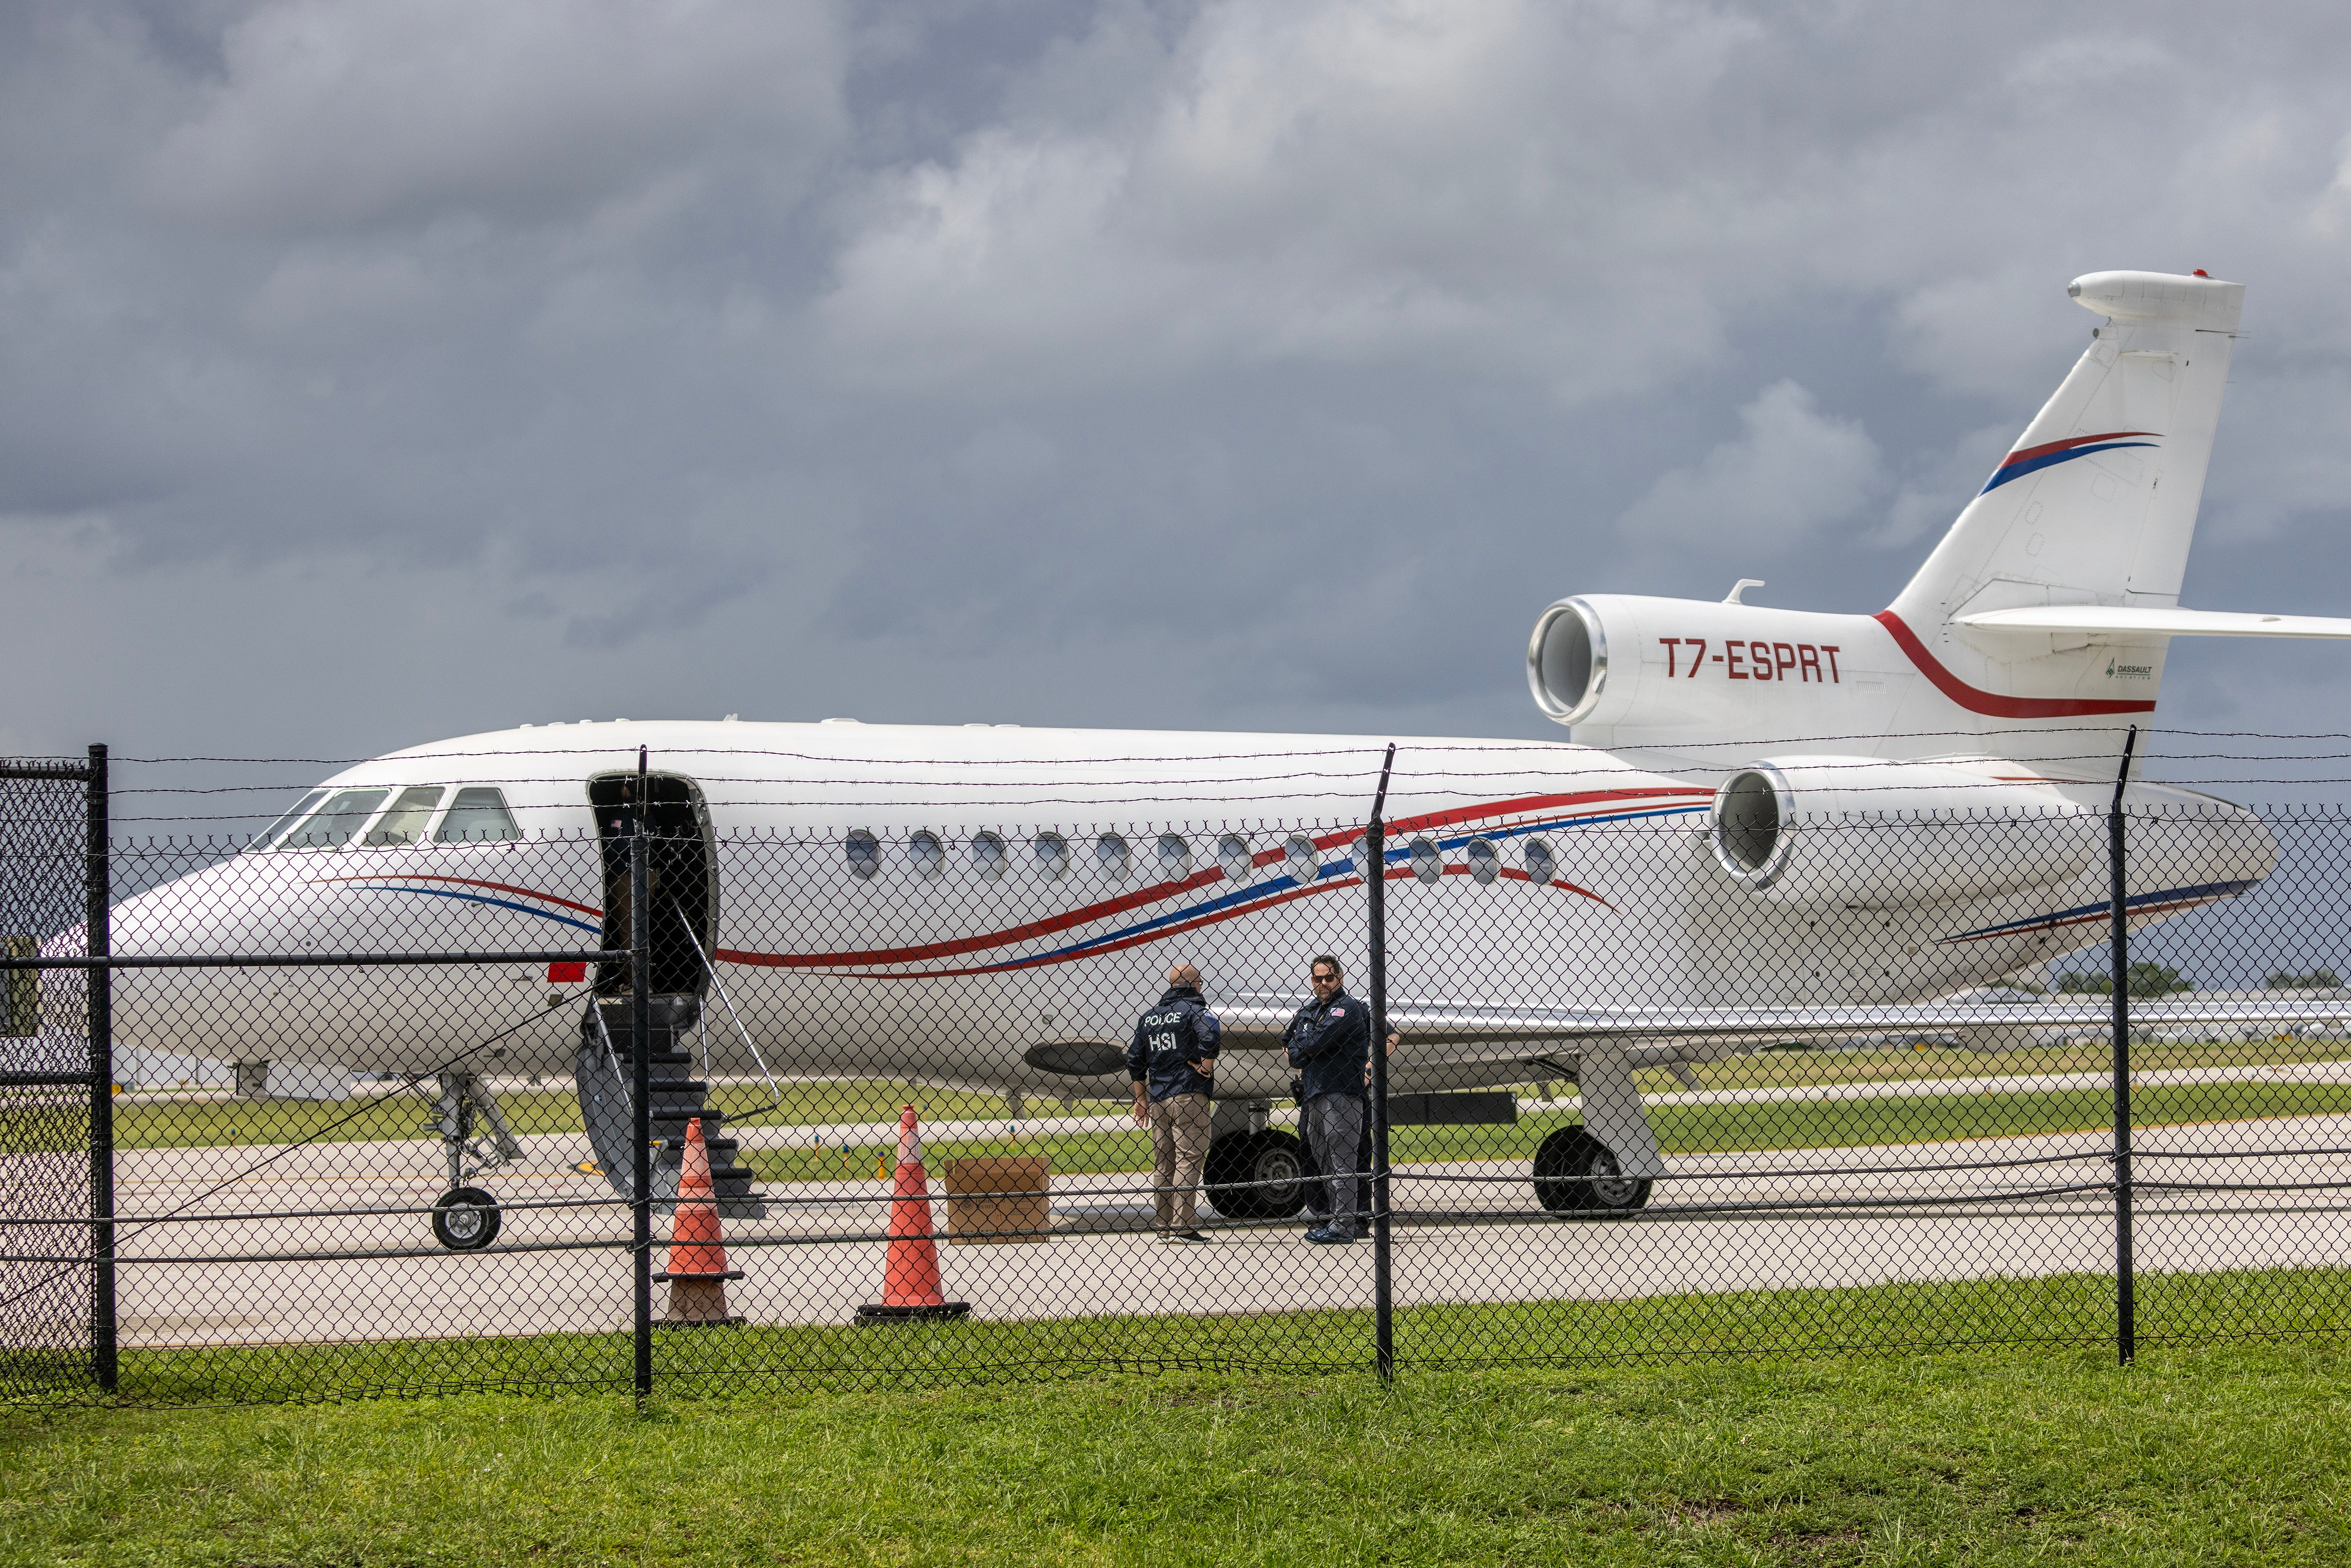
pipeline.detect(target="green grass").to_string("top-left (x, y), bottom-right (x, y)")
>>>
top-left (44, 1267), bottom-right (2349, 1410)
top-left (109, 1080), bottom-right (1054, 1152)
top-left (8, 1323), bottom-right (2351, 1564)
top-left (121, 1047), bottom-right (2351, 1174)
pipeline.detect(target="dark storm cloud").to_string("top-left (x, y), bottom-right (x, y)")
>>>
top-left (3, 0), bottom-right (2351, 771)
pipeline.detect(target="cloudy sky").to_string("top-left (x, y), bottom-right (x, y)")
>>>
top-left (6, 0), bottom-right (2351, 788)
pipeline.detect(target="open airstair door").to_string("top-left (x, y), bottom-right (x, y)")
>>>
top-left (588, 770), bottom-right (716, 1002)
top-left (572, 771), bottom-right (765, 1217)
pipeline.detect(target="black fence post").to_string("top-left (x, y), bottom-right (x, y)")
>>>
top-left (631, 750), bottom-right (653, 1401)
top-left (1367, 743), bottom-right (1396, 1383)
top-left (85, 743), bottom-right (115, 1395)
top-left (2108, 726), bottom-right (2138, 1367)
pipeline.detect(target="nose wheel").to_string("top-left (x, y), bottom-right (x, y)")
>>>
top-left (413, 1070), bottom-right (524, 1251)
top-left (432, 1186), bottom-right (503, 1251)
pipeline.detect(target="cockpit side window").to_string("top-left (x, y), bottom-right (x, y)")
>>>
top-left (366, 786), bottom-right (445, 846)
top-left (434, 786), bottom-right (523, 843)
top-left (251, 791), bottom-right (325, 851)
top-left (287, 788), bottom-right (390, 849)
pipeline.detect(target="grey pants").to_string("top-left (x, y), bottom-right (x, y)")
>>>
top-left (1302, 1093), bottom-right (1366, 1230)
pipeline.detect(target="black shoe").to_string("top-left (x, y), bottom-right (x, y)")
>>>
top-left (1170, 1229), bottom-right (1209, 1244)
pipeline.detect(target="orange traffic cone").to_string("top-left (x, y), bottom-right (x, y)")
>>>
top-left (654, 1117), bottom-right (745, 1327)
top-left (856, 1106), bottom-right (971, 1323)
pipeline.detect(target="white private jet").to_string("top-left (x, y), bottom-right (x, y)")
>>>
top-left (61, 268), bottom-right (2351, 1247)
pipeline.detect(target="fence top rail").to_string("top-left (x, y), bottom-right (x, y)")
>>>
top-left (0, 763), bottom-right (93, 781)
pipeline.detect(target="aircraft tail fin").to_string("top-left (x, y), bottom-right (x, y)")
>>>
top-left (1888, 269), bottom-right (2243, 646)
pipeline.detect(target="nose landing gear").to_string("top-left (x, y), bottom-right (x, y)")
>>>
top-left (421, 1071), bottom-right (524, 1250)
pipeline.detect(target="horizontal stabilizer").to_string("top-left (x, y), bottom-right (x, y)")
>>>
top-left (1953, 606), bottom-right (2351, 641)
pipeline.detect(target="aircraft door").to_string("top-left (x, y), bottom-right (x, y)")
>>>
top-left (587, 771), bottom-right (718, 1001)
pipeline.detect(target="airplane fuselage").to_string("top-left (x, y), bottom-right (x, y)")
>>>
top-left (90, 717), bottom-right (2269, 1102)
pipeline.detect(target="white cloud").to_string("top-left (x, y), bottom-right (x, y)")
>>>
top-left (1615, 381), bottom-right (1882, 552)
top-left (147, 0), bottom-right (847, 231)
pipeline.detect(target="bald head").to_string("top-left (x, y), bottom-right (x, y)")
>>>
top-left (1167, 963), bottom-right (1201, 988)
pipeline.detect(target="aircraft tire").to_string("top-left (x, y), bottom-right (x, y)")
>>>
top-left (1533, 1128), bottom-right (1652, 1215)
top-left (432, 1186), bottom-right (503, 1251)
top-left (1204, 1130), bottom-right (1308, 1221)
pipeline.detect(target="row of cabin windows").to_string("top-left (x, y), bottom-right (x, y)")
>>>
top-left (842, 830), bottom-right (1561, 888)
top-left (250, 785), bottom-right (524, 850)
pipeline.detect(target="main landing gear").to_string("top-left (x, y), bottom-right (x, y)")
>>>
top-left (1532, 1126), bottom-right (1652, 1213)
top-left (1203, 1129), bottom-right (1308, 1220)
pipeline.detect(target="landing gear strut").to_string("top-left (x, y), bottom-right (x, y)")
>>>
top-left (423, 1071), bottom-right (524, 1250)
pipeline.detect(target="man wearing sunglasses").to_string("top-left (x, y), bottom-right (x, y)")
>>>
top-left (1282, 955), bottom-right (1371, 1244)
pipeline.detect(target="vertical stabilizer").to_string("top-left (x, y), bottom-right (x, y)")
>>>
top-left (1880, 270), bottom-right (2243, 755)
top-left (1893, 270), bottom-right (2242, 626)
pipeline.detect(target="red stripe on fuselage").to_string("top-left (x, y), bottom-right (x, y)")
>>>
top-left (1384, 788), bottom-right (1710, 839)
top-left (314, 874), bottom-right (604, 918)
top-left (717, 788), bottom-right (1665, 971)
top-left (1873, 611), bottom-right (2156, 718)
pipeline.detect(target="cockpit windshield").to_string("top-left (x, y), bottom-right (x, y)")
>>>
top-left (246, 782), bottom-right (522, 849)
top-left (285, 788), bottom-right (389, 848)
top-left (365, 786), bottom-right (445, 845)
top-left (250, 791), bottom-right (326, 851)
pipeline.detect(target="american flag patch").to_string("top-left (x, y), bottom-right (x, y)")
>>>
top-left (1329, 1007), bottom-right (1345, 1016)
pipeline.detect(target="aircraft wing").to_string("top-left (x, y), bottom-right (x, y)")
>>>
top-left (1211, 994), bottom-right (2351, 1068)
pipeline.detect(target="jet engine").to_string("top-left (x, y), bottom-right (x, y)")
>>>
top-left (1526, 592), bottom-right (1891, 748)
top-left (1704, 756), bottom-right (2099, 909)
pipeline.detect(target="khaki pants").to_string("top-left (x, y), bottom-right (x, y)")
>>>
top-left (1148, 1093), bottom-right (1213, 1231)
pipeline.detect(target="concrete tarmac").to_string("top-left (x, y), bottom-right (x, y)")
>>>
top-left (102, 1107), bottom-right (2351, 1348)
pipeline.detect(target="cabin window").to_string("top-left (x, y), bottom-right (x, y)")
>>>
top-left (910, 831), bottom-right (945, 879)
top-left (1408, 836), bottom-right (1442, 884)
top-left (1347, 837), bottom-right (1369, 881)
top-left (434, 787), bottom-right (522, 843)
top-left (1285, 835), bottom-right (1319, 886)
top-left (845, 829), bottom-right (881, 880)
top-left (252, 791), bottom-right (325, 851)
top-left (1096, 833), bottom-right (1130, 882)
top-left (288, 788), bottom-right (390, 849)
top-left (1466, 838), bottom-right (1500, 885)
top-left (1158, 834), bottom-right (1193, 879)
top-left (366, 786), bottom-right (445, 846)
top-left (1217, 834), bottom-right (1253, 884)
top-left (971, 831), bottom-right (1008, 880)
top-left (1523, 838), bottom-right (1556, 886)
top-left (1034, 833), bottom-right (1070, 882)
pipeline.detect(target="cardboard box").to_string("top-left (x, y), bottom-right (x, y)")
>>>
top-left (941, 1155), bottom-right (1049, 1245)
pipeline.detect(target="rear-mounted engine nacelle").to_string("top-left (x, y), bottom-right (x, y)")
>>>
top-left (1707, 756), bottom-right (2099, 909)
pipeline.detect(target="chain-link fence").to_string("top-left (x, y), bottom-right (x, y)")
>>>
top-left (8, 742), bottom-right (2351, 1403)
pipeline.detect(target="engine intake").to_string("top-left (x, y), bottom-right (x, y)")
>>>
top-left (1527, 597), bottom-right (1606, 724)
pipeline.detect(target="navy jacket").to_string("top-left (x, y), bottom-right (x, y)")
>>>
top-left (1282, 988), bottom-right (1370, 1102)
top-left (1128, 986), bottom-right (1222, 1102)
